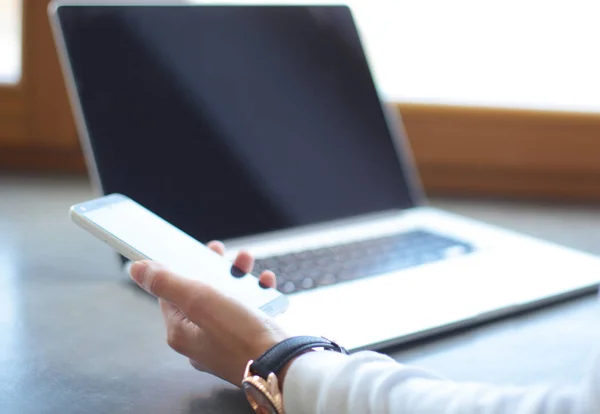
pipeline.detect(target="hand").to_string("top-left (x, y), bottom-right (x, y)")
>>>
top-left (129, 241), bottom-right (290, 386)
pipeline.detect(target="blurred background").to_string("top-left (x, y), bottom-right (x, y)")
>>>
top-left (1, 0), bottom-right (600, 199)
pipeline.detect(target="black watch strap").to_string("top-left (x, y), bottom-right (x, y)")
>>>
top-left (250, 336), bottom-right (348, 379)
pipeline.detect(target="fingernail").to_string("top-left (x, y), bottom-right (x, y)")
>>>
top-left (130, 261), bottom-right (148, 286)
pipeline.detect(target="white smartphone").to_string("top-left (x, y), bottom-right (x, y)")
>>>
top-left (69, 193), bottom-right (288, 316)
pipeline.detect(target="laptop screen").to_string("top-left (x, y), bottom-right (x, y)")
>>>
top-left (56, 5), bottom-right (417, 243)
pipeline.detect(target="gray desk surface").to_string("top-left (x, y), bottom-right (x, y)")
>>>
top-left (1, 175), bottom-right (600, 414)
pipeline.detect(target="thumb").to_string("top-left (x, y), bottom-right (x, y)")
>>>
top-left (130, 260), bottom-right (214, 316)
top-left (130, 260), bottom-right (254, 329)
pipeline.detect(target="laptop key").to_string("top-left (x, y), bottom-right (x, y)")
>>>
top-left (300, 278), bottom-right (314, 290)
top-left (280, 281), bottom-right (296, 294)
top-left (254, 229), bottom-right (474, 295)
top-left (316, 273), bottom-right (337, 286)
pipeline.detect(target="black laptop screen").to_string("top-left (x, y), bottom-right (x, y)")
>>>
top-left (57, 5), bottom-right (417, 242)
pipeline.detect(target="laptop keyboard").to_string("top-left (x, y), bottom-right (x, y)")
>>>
top-left (253, 229), bottom-right (475, 294)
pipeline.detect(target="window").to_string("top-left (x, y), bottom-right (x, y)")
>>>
top-left (191, 0), bottom-right (600, 113)
top-left (1, 0), bottom-right (599, 199)
top-left (184, 0), bottom-right (600, 201)
top-left (0, 0), bottom-right (22, 84)
top-left (0, 0), bottom-right (79, 159)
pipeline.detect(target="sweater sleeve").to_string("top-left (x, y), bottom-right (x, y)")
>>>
top-left (282, 351), bottom-right (599, 414)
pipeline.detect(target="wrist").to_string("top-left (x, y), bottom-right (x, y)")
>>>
top-left (242, 336), bottom-right (348, 414)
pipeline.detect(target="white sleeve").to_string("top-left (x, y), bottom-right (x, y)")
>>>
top-left (282, 351), bottom-right (599, 414)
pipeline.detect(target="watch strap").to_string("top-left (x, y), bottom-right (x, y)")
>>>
top-left (250, 336), bottom-right (348, 379)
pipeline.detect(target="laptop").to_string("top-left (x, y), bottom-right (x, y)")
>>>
top-left (49, 3), bottom-right (600, 351)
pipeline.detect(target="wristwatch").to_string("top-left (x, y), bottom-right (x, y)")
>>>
top-left (241, 336), bottom-right (348, 414)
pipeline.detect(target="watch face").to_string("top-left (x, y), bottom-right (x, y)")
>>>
top-left (242, 382), bottom-right (278, 414)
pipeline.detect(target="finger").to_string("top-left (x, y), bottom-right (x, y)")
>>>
top-left (207, 241), bottom-right (225, 256)
top-left (258, 270), bottom-right (277, 289)
top-left (131, 260), bottom-right (214, 313)
top-left (233, 251), bottom-right (254, 274)
top-left (130, 260), bottom-right (252, 329)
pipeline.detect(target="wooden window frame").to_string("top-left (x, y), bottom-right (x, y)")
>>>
top-left (398, 104), bottom-right (600, 200)
top-left (2, 0), bottom-right (600, 200)
top-left (0, 0), bottom-right (83, 171)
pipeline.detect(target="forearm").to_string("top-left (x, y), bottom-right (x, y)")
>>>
top-left (283, 351), bottom-right (594, 414)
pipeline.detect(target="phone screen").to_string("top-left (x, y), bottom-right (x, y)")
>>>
top-left (77, 196), bottom-right (288, 316)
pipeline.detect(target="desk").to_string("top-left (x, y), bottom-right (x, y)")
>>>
top-left (1, 176), bottom-right (599, 414)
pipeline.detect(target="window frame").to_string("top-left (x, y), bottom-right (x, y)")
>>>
top-left (0, 0), bottom-right (81, 171)
top-left (398, 103), bottom-right (600, 200)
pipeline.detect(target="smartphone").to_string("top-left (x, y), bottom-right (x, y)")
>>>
top-left (69, 194), bottom-right (288, 316)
